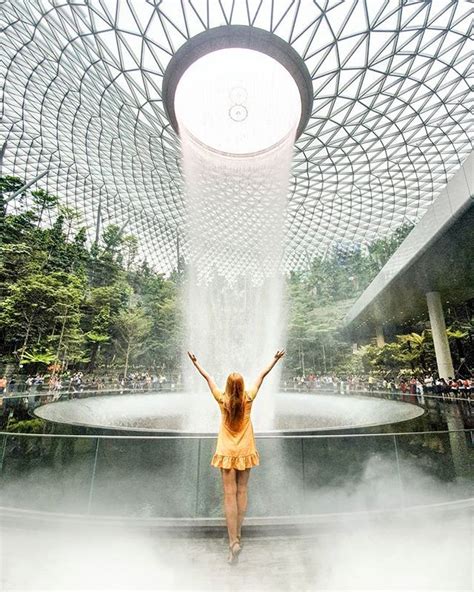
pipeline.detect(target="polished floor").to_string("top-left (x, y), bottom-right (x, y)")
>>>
top-left (1, 509), bottom-right (471, 591)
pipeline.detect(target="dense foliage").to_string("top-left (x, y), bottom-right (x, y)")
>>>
top-left (0, 176), bottom-right (182, 376)
top-left (284, 226), bottom-right (414, 376)
top-left (4, 174), bottom-right (469, 381)
top-left (357, 325), bottom-right (472, 380)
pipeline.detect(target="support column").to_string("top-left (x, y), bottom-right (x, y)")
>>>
top-left (375, 324), bottom-right (385, 348)
top-left (445, 404), bottom-right (473, 481)
top-left (426, 291), bottom-right (454, 379)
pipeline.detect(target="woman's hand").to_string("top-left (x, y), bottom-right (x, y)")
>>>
top-left (252, 350), bottom-right (285, 392)
top-left (187, 352), bottom-right (218, 394)
top-left (274, 350), bottom-right (285, 361)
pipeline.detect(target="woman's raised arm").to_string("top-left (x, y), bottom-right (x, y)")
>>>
top-left (187, 351), bottom-right (218, 394)
top-left (252, 350), bottom-right (285, 393)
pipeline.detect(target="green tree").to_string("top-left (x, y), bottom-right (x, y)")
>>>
top-left (396, 331), bottom-right (435, 373)
top-left (0, 175), bottom-right (26, 229)
top-left (0, 175), bottom-right (186, 377)
top-left (0, 271), bottom-right (85, 368)
top-left (82, 283), bottom-right (131, 369)
top-left (31, 188), bottom-right (59, 227)
top-left (359, 331), bottom-right (438, 379)
top-left (114, 307), bottom-right (152, 376)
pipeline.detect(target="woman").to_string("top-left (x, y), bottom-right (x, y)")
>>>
top-left (187, 350), bottom-right (285, 564)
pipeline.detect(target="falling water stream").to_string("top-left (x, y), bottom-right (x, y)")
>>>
top-left (181, 130), bottom-right (296, 430)
top-left (175, 48), bottom-right (301, 431)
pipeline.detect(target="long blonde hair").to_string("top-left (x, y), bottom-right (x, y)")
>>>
top-left (223, 372), bottom-right (245, 430)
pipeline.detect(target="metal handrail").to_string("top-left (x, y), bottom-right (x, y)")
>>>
top-left (1, 386), bottom-right (471, 402)
top-left (0, 427), bottom-right (472, 439)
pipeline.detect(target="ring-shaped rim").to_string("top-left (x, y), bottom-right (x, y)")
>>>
top-left (162, 25), bottom-right (313, 141)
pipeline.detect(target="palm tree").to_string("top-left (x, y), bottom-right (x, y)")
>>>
top-left (396, 331), bottom-right (435, 373)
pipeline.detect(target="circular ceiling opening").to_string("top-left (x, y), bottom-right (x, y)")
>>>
top-left (174, 48), bottom-right (301, 155)
top-left (163, 25), bottom-right (313, 156)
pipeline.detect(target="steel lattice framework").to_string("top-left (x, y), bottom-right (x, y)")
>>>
top-left (0, 0), bottom-right (472, 272)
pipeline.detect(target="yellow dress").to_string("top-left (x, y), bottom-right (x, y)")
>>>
top-left (210, 386), bottom-right (260, 470)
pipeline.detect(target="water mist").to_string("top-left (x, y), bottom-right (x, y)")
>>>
top-left (174, 47), bottom-right (301, 431)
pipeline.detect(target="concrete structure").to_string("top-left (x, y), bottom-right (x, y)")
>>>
top-left (426, 291), bottom-right (455, 379)
top-left (375, 324), bottom-right (385, 348)
top-left (345, 152), bottom-right (474, 375)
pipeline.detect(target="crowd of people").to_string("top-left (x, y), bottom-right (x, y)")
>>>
top-left (0, 371), bottom-right (473, 417)
top-left (0, 371), bottom-right (181, 426)
top-left (286, 373), bottom-right (474, 400)
top-left (0, 371), bottom-right (179, 396)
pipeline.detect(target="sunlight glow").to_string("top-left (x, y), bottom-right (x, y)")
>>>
top-left (174, 48), bottom-right (301, 155)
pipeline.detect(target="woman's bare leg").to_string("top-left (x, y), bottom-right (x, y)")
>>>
top-left (236, 468), bottom-right (251, 539)
top-left (221, 468), bottom-right (239, 546)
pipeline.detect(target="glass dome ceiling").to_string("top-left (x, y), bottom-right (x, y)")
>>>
top-left (0, 0), bottom-right (472, 272)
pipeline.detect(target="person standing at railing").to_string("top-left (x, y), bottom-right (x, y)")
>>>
top-left (400, 379), bottom-right (407, 401)
top-left (0, 375), bottom-right (6, 424)
top-left (187, 349), bottom-right (285, 565)
top-left (424, 374), bottom-right (434, 394)
top-left (368, 374), bottom-right (375, 392)
top-left (7, 376), bottom-right (16, 394)
top-left (25, 376), bottom-right (34, 393)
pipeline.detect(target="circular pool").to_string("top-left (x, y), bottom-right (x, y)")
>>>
top-left (34, 392), bottom-right (425, 434)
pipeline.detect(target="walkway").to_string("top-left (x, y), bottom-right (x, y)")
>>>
top-left (1, 508), bottom-right (471, 591)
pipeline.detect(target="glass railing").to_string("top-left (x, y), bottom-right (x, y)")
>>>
top-left (0, 429), bottom-right (472, 519)
top-left (1, 387), bottom-right (471, 431)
